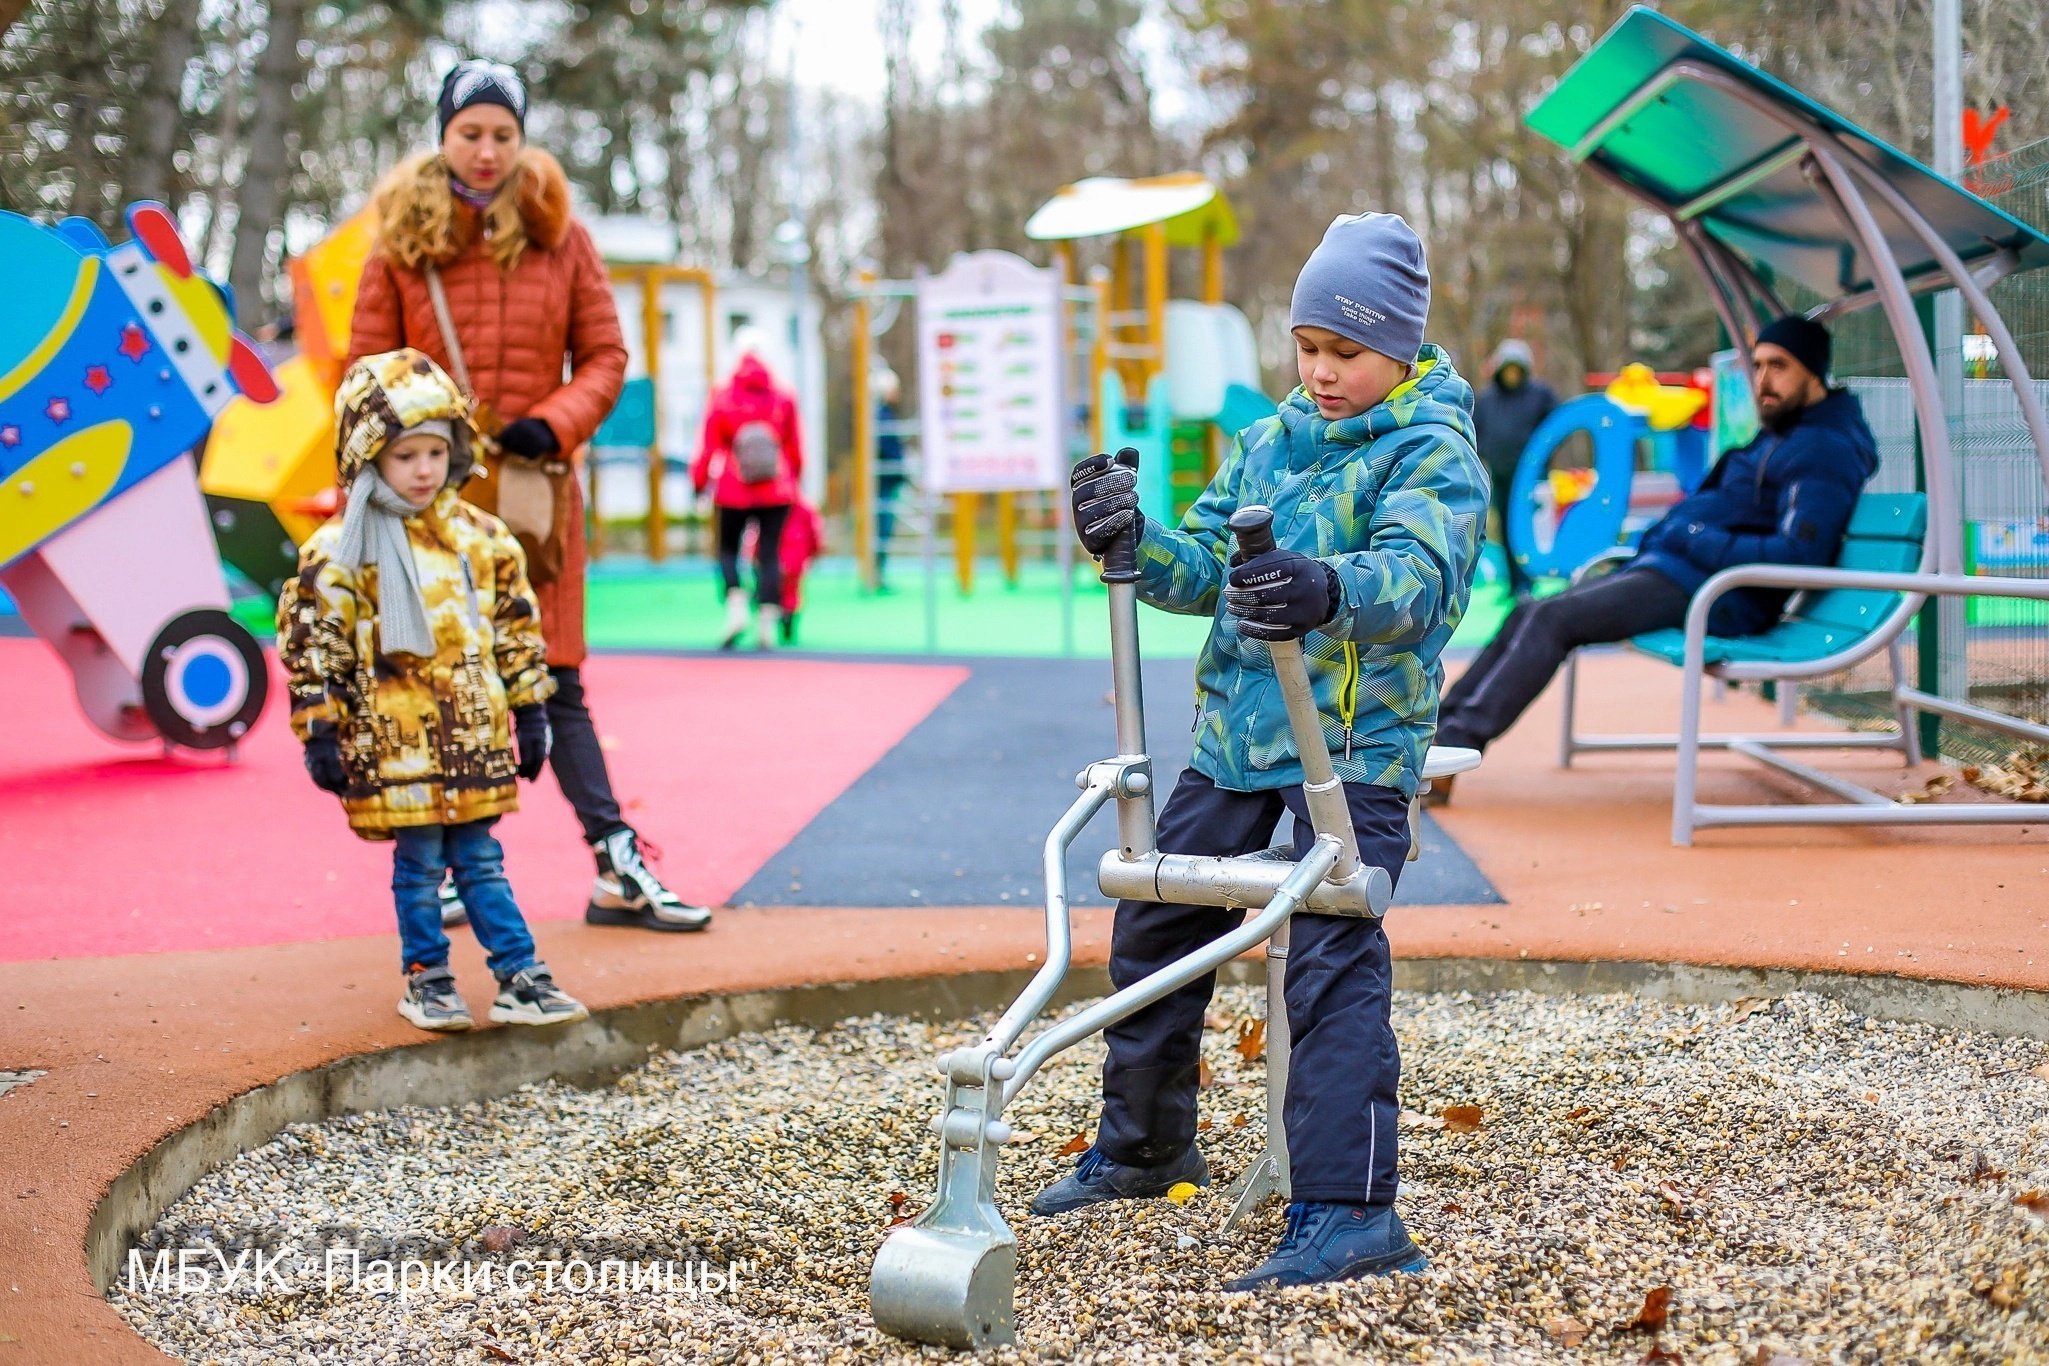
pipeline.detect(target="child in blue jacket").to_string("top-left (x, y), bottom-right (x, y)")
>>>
top-left (1037, 213), bottom-right (1487, 1289)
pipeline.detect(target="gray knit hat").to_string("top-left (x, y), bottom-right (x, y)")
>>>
top-left (1289, 213), bottom-right (1431, 363)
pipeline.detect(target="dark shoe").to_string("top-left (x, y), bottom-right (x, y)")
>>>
top-left (1029, 1144), bottom-right (1209, 1216)
top-left (1224, 1202), bottom-right (1426, 1290)
top-left (488, 964), bottom-right (588, 1026)
top-left (588, 829), bottom-right (713, 932)
top-left (398, 963), bottom-right (473, 1032)
top-left (438, 877), bottom-right (468, 928)
top-left (780, 611), bottom-right (796, 643)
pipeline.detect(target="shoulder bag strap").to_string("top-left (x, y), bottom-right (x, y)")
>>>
top-left (421, 266), bottom-right (472, 394)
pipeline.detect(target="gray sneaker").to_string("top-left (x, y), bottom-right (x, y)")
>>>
top-left (1029, 1144), bottom-right (1209, 1216)
top-left (398, 963), bottom-right (473, 1032)
top-left (488, 965), bottom-right (589, 1027)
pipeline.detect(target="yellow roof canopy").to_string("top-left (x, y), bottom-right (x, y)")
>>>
top-left (1024, 174), bottom-right (1239, 249)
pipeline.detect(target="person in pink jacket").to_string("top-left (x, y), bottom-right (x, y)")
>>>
top-left (693, 345), bottom-right (803, 649)
top-left (777, 499), bottom-right (822, 643)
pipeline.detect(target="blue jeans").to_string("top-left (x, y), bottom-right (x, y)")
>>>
top-left (392, 819), bottom-right (537, 980)
top-left (1096, 770), bottom-right (1409, 1206)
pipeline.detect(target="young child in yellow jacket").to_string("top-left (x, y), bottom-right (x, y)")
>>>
top-left (279, 348), bottom-right (587, 1031)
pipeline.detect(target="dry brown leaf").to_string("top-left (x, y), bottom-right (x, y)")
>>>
top-left (1198, 1059), bottom-right (1215, 1089)
top-left (2031, 1063), bottom-right (2049, 1084)
top-left (1897, 773), bottom-right (1955, 804)
top-left (1640, 1349), bottom-right (1685, 1365)
top-left (1564, 1105), bottom-right (1591, 1120)
top-left (478, 1337), bottom-right (521, 1363)
top-left (1960, 747), bottom-right (2049, 802)
top-left (1973, 1268), bottom-right (2024, 1310)
top-left (1442, 1104), bottom-right (1485, 1133)
top-left (1968, 1151), bottom-right (2007, 1183)
top-left (1657, 1182), bottom-right (1694, 1218)
top-left (1626, 1285), bottom-right (1673, 1332)
top-left (1729, 997), bottom-right (1771, 1023)
top-left (2014, 1190), bottom-right (2049, 1222)
top-left (1543, 1315), bottom-right (1588, 1347)
top-left (478, 1225), bottom-right (522, 1255)
top-left (1234, 1017), bottom-right (1268, 1063)
top-left (1400, 1109), bottom-right (1445, 1131)
top-left (1204, 1010), bottom-right (1235, 1031)
top-left (1058, 1133), bottom-right (1090, 1157)
top-left (1231, 1112), bottom-right (1249, 1128)
top-left (1197, 1118), bottom-right (1213, 1132)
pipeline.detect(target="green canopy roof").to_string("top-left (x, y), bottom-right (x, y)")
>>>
top-left (1526, 7), bottom-right (2049, 306)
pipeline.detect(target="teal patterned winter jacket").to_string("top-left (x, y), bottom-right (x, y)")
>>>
top-left (1135, 344), bottom-right (1487, 798)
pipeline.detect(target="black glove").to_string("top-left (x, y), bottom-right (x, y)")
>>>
top-left (1069, 452), bottom-right (1140, 557)
top-left (496, 418), bottom-right (560, 461)
top-left (303, 732), bottom-right (348, 795)
top-left (513, 703), bottom-right (551, 781)
top-left (1225, 548), bottom-right (1339, 642)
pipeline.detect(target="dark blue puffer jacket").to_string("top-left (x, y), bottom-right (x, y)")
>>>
top-left (1631, 389), bottom-right (1879, 636)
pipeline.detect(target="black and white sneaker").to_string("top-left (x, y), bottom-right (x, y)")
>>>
top-left (398, 963), bottom-right (473, 1032)
top-left (488, 965), bottom-right (589, 1026)
top-left (438, 877), bottom-right (469, 928)
top-left (587, 829), bottom-right (712, 932)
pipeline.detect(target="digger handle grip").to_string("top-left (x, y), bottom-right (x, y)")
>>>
top-left (1099, 447), bottom-right (1142, 584)
top-left (1228, 505), bottom-right (1276, 560)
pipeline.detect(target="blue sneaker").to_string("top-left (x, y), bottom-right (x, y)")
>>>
top-left (1224, 1202), bottom-right (1427, 1290)
top-left (1029, 1144), bottom-right (1209, 1216)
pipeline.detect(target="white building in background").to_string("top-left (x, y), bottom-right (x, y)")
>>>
top-left (585, 215), bottom-right (828, 525)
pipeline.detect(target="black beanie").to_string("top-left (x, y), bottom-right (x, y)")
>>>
top-left (1756, 315), bottom-right (1831, 383)
top-left (437, 60), bottom-right (527, 139)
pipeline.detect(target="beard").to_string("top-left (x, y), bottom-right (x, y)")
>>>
top-left (1758, 391), bottom-right (1809, 434)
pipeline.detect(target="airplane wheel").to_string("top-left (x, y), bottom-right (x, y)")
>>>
top-left (140, 609), bottom-right (267, 750)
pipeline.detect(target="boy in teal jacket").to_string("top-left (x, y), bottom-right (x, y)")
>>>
top-left (1036, 213), bottom-right (1487, 1289)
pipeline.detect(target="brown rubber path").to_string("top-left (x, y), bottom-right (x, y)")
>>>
top-left (2, 650), bottom-right (2042, 1362)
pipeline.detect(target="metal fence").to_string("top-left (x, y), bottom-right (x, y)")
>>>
top-left (1798, 136), bottom-right (2049, 766)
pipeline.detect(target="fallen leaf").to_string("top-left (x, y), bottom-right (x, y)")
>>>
top-left (1563, 1106), bottom-right (1591, 1120)
top-left (1198, 1059), bottom-right (1215, 1089)
top-left (1959, 746), bottom-right (2049, 802)
top-left (887, 1190), bottom-right (910, 1212)
top-left (1897, 773), bottom-right (1955, 804)
top-left (1640, 1349), bottom-right (1685, 1365)
top-left (1440, 1201), bottom-right (1465, 1216)
top-left (478, 1225), bottom-right (523, 1255)
top-left (478, 1337), bottom-right (521, 1363)
top-left (1058, 1133), bottom-right (1090, 1157)
top-left (1657, 1182), bottom-right (1693, 1218)
top-left (1197, 1118), bottom-right (1213, 1132)
top-left (2032, 1063), bottom-right (2049, 1083)
top-left (1729, 997), bottom-right (1771, 1023)
top-left (1165, 1182), bottom-right (1200, 1205)
top-left (1231, 1113), bottom-right (1249, 1128)
top-left (1400, 1109), bottom-right (1445, 1131)
top-left (1234, 1017), bottom-right (1268, 1063)
top-left (1204, 1010), bottom-right (1234, 1031)
top-left (1442, 1104), bottom-right (1485, 1133)
top-left (1973, 1268), bottom-right (2024, 1310)
top-left (1626, 1285), bottom-right (1673, 1332)
top-left (2014, 1190), bottom-right (2049, 1222)
top-left (1543, 1315), bottom-right (1587, 1347)
top-left (1968, 1151), bottom-right (2007, 1183)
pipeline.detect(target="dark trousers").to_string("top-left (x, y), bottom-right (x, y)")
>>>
top-left (1487, 469), bottom-right (1530, 594)
top-left (545, 666), bottom-right (628, 847)
top-left (1097, 769), bottom-right (1411, 1205)
top-left (1436, 568), bottom-right (1690, 752)
top-left (716, 504), bottom-right (789, 606)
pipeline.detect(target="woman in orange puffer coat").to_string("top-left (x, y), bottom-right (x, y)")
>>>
top-left (347, 59), bottom-right (709, 935)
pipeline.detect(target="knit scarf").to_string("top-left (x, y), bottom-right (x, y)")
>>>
top-left (332, 470), bottom-right (437, 658)
top-left (449, 176), bottom-right (497, 212)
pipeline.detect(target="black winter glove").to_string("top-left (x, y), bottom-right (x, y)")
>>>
top-left (1225, 548), bottom-right (1340, 642)
top-left (1069, 452), bottom-right (1140, 557)
top-left (513, 703), bottom-right (551, 781)
top-left (303, 732), bottom-right (348, 795)
top-left (496, 418), bottom-right (560, 461)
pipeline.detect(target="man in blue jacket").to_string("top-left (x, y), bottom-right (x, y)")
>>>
top-left (1431, 315), bottom-right (1878, 784)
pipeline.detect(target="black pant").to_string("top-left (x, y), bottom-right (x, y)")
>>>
top-left (1435, 568), bottom-right (1690, 752)
top-left (1487, 467), bottom-right (1530, 594)
top-left (544, 666), bottom-right (628, 847)
top-left (716, 504), bottom-right (789, 606)
top-left (1097, 770), bottom-right (1410, 1205)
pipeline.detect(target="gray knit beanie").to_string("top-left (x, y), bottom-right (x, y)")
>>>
top-left (1289, 213), bottom-right (1431, 363)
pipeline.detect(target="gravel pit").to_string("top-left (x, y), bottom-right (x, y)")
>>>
top-left (112, 985), bottom-right (2049, 1364)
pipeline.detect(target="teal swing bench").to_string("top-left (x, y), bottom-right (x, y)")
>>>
top-left (1527, 8), bottom-right (2049, 845)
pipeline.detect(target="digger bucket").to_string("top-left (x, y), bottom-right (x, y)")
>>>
top-left (868, 1225), bottom-right (1017, 1351)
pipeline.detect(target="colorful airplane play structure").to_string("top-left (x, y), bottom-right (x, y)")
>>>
top-left (0, 202), bottom-right (280, 752)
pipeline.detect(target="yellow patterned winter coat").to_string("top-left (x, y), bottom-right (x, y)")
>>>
top-left (278, 349), bottom-right (555, 839)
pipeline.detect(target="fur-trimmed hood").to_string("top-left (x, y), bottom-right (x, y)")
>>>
top-left (371, 147), bottom-right (574, 273)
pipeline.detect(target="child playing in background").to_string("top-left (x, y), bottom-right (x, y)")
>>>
top-left (777, 497), bottom-right (822, 643)
top-left (279, 348), bottom-right (589, 1032)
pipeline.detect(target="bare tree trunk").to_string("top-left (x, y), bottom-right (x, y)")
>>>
top-left (229, 0), bottom-right (305, 324)
top-left (63, 0), bottom-right (105, 220)
top-left (126, 0), bottom-right (201, 207)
